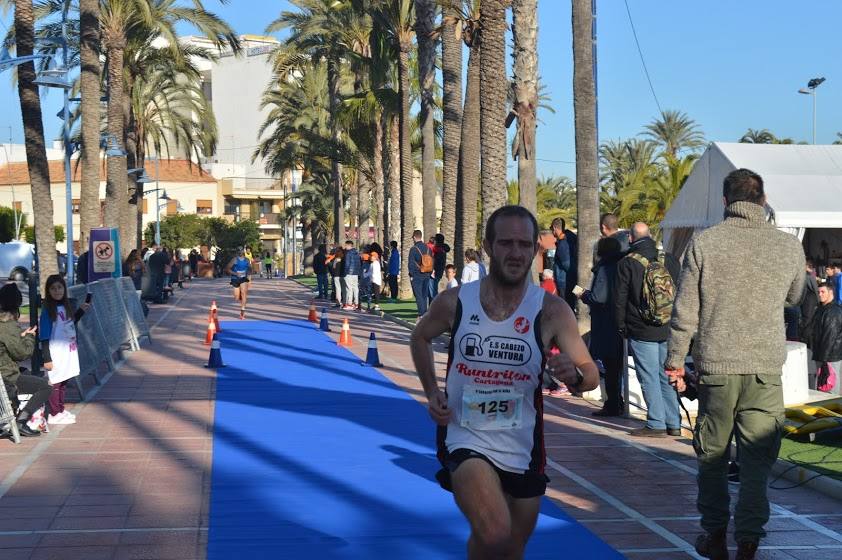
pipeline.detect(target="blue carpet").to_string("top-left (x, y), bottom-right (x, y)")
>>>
top-left (207, 319), bottom-right (623, 559)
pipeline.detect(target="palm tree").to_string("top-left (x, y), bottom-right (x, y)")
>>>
top-left (478, 0), bottom-right (508, 235)
top-left (511, 0), bottom-right (538, 216)
top-left (572, 0), bottom-right (598, 326)
top-left (414, 0), bottom-right (437, 239)
top-left (373, 0), bottom-right (415, 298)
top-left (436, 0), bottom-right (462, 261)
top-left (454, 0), bottom-right (480, 271)
top-left (739, 128), bottom-right (776, 144)
top-left (79, 0), bottom-right (101, 253)
top-left (643, 109), bottom-right (705, 157)
top-left (618, 154), bottom-right (696, 235)
top-left (268, 0), bottom-right (349, 244)
top-left (14, 0), bottom-right (58, 285)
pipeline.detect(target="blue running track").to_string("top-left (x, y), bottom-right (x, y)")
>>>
top-left (207, 320), bottom-right (623, 559)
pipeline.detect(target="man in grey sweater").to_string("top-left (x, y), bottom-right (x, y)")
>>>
top-left (665, 169), bottom-right (805, 560)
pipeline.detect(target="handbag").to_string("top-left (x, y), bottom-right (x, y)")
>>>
top-left (817, 362), bottom-right (837, 393)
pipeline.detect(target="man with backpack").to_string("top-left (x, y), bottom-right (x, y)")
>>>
top-left (409, 230), bottom-right (433, 316)
top-left (614, 222), bottom-right (681, 437)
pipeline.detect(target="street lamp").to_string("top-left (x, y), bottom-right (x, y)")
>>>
top-left (798, 77), bottom-right (825, 145)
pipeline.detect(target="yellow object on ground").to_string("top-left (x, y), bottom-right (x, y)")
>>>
top-left (784, 398), bottom-right (842, 435)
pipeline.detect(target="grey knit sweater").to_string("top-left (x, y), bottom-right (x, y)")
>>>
top-left (665, 201), bottom-right (805, 375)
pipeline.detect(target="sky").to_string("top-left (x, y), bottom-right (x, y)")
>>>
top-left (1, 0), bottom-right (841, 180)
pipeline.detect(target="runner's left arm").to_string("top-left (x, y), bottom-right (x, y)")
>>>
top-left (541, 295), bottom-right (599, 392)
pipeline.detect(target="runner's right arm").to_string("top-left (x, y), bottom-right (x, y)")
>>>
top-left (410, 288), bottom-right (459, 425)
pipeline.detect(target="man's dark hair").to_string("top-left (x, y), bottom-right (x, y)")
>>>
top-left (485, 205), bottom-right (539, 245)
top-left (0, 283), bottom-right (22, 313)
top-left (344, 240), bottom-right (354, 248)
top-left (723, 168), bottom-right (765, 206)
top-left (413, 229), bottom-right (423, 239)
top-left (445, 264), bottom-right (455, 272)
top-left (818, 280), bottom-right (835, 293)
top-left (600, 213), bottom-right (619, 231)
top-left (435, 233), bottom-right (445, 244)
top-left (596, 236), bottom-right (622, 258)
top-left (390, 240), bottom-right (398, 249)
top-left (318, 244), bottom-right (326, 252)
top-left (551, 217), bottom-right (565, 231)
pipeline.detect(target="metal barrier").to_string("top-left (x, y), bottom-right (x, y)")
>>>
top-left (0, 380), bottom-right (20, 444)
top-left (66, 278), bottom-right (150, 401)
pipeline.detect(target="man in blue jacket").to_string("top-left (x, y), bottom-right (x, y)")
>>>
top-left (343, 241), bottom-right (362, 310)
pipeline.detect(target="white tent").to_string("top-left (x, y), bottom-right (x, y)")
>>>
top-left (661, 142), bottom-right (842, 256)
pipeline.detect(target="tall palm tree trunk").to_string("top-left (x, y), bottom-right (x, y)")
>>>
top-left (455, 36), bottom-right (481, 270)
top-left (478, 0), bottom-right (509, 236)
top-left (440, 3), bottom-right (462, 261)
top-left (415, 0), bottom-right (437, 239)
top-left (573, 0), bottom-right (599, 329)
top-left (349, 172), bottom-right (359, 239)
top-left (14, 0), bottom-right (57, 286)
top-left (124, 82), bottom-right (139, 252)
top-left (398, 48), bottom-right (414, 299)
top-left (512, 0), bottom-right (538, 216)
top-left (79, 0), bottom-right (101, 253)
top-left (103, 39), bottom-right (129, 257)
top-left (373, 112), bottom-right (385, 248)
top-left (357, 169), bottom-right (370, 245)
top-left (328, 60), bottom-right (343, 244)
top-left (388, 114), bottom-right (401, 247)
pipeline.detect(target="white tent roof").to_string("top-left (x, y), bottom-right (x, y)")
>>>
top-left (661, 142), bottom-right (842, 229)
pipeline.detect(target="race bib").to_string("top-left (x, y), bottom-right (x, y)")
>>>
top-left (460, 386), bottom-right (523, 431)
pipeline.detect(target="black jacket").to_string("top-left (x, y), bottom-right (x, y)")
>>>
top-left (583, 253), bottom-right (621, 360)
top-left (799, 273), bottom-right (819, 342)
top-left (313, 252), bottom-right (327, 275)
top-left (613, 237), bottom-right (680, 342)
top-left (811, 301), bottom-right (842, 362)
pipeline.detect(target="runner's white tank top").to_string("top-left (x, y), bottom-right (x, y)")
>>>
top-left (439, 280), bottom-right (547, 473)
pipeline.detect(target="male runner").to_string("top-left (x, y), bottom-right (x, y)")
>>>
top-left (226, 248), bottom-right (251, 319)
top-left (411, 205), bottom-right (599, 559)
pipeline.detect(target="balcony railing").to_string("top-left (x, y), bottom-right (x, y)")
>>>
top-left (223, 212), bottom-right (284, 226)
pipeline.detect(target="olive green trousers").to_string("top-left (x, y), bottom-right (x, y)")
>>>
top-left (694, 373), bottom-right (784, 543)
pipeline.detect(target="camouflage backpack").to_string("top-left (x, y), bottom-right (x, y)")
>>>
top-left (628, 251), bottom-right (675, 326)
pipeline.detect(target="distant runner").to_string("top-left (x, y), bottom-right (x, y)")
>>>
top-left (411, 205), bottom-right (599, 558)
top-left (227, 248), bottom-right (251, 319)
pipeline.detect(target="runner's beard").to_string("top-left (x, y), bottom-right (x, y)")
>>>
top-left (489, 254), bottom-right (530, 287)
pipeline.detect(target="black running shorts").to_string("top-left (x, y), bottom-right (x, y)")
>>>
top-left (436, 448), bottom-right (548, 499)
top-left (230, 277), bottom-right (250, 288)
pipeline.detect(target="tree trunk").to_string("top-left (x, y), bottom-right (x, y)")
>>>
top-left (104, 41), bottom-right (129, 258)
top-left (512, 0), bottom-right (539, 216)
top-left (373, 112), bottom-right (385, 249)
top-left (124, 82), bottom-right (139, 252)
top-left (388, 114), bottom-right (401, 247)
top-left (349, 171), bottom-right (358, 240)
top-left (303, 223), bottom-right (313, 274)
top-left (455, 39), bottom-right (481, 271)
top-left (415, 0), bottom-right (438, 240)
top-left (328, 59), bottom-right (343, 244)
top-left (573, 0), bottom-right (599, 329)
top-left (14, 0), bottom-right (57, 287)
top-left (398, 49), bottom-right (415, 299)
top-left (357, 168), bottom-right (370, 245)
top-left (478, 0), bottom-right (509, 235)
top-left (79, 0), bottom-right (101, 253)
top-left (440, 5), bottom-right (462, 261)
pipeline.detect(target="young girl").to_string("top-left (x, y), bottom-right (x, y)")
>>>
top-left (39, 274), bottom-right (90, 425)
top-left (365, 251), bottom-right (382, 312)
top-left (227, 248), bottom-right (251, 319)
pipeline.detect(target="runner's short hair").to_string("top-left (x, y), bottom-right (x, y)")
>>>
top-left (485, 205), bottom-right (538, 245)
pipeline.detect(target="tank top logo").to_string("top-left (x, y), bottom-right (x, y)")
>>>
top-left (513, 316), bottom-right (530, 334)
top-left (458, 333), bottom-right (532, 366)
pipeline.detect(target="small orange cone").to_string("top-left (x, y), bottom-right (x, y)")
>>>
top-left (338, 318), bottom-right (353, 347)
top-left (209, 300), bottom-right (222, 333)
top-left (307, 300), bottom-right (318, 323)
top-left (204, 317), bottom-right (217, 345)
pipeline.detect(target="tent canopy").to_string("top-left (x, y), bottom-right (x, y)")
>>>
top-left (661, 142), bottom-right (842, 230)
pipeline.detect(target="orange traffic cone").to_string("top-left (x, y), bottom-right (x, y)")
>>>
top-left (204, 317), bottom-right (217, 345)
top-left (210, 300), bottom-right (222, 333)
top-left (338, 318), bottom-right (353, 347)
top-left (308, 300), bottom-right (318, 323)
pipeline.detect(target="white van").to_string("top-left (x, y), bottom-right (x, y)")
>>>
top-left (0, 242), bottom-right (34, 281)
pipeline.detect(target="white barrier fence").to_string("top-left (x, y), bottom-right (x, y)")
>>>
top-left (67, 277), bottom-right (151, 400)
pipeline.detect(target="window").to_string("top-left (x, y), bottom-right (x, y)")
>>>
top-left (167, 199), bottom-right (178, 215)
top-left (71, 199), bottom-right (80, 214)
top-left (142, 198), bottom-right (148, 214)
top-left (196, 199), bottom-right (213, 215)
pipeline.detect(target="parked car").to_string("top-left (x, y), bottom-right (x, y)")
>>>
top-left (0, 242), bottom-right (34, 281)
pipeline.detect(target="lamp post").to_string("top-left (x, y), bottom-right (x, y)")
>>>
top-left (798, 77), bottom-right (825, 145)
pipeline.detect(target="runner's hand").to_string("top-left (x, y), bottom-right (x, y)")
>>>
top-left (427, 389), bottom-right (450, 426)
top-left (545, 352), bottom-right (577, 387)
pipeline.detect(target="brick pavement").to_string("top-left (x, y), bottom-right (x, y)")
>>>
top-left (0, 278), bottom-right (839, 559)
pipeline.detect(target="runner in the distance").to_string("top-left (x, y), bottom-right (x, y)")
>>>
top-left (411, 205), bottom-right (599, 559)
top-left (226, 247), bottom-right (251, 319)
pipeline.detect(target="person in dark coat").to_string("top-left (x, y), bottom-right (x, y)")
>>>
top-left (811, 281), bottom-right (842, 393)
top-left (313, 245), bottom-right (328, 300)
top-left (75, 251), bottom-right (89, 285)
top-left (580, 237), bottom-right (624, 416)
top-left (799, 260), bottom-right (819, 345)
top-left (550, 218), bottom-right (571, 301)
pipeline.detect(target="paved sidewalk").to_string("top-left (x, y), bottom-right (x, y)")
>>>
top-left (0, 278), bottom-right (840, 559)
